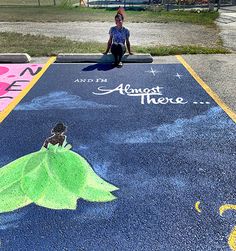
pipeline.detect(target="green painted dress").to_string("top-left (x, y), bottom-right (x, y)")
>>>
top-left (0, 140), bottom-right (118, 213)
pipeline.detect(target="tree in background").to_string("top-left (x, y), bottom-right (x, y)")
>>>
top-left (61, 0), bottom-right (73, 6)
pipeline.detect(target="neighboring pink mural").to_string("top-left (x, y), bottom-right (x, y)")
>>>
top-left (0, 64), bottom-right (43, 112)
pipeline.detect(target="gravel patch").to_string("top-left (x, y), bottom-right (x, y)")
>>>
top-left (216, 8), bottom-right (236, 52)
top-left (0, 21), bottom-right (220, 47)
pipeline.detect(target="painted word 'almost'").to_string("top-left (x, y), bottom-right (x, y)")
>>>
top-left (74, 78), bottom-right (107, 83)
top-left (93, 83), bottom-right (188, 105)
top-left (93, 84), bottom-right (163, 96)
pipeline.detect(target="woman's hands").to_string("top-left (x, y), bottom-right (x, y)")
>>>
top-left (103, 36), bottom-right (112, 55)
top-left (126, 38), bottom-right (133, 55)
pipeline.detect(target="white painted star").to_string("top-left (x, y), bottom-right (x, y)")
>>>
top-left (175, 73), bottom-right (183, 79)
top-left (145, 67), bottom-right (160, 76)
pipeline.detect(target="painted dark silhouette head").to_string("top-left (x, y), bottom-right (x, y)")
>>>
top-left (52, 122), bottom-right (67, 134)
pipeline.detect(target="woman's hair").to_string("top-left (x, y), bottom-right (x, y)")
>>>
top-left (52, 122), bottom-right (67, 134)
top-left (115, 13), bottom-right (124, 21)
top-left (115, 7), bottom-right (125, 21)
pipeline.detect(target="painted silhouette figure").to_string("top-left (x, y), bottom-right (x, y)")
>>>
top-left (43, 122), bottom-right (66, 148)
top-left (0, 122), bottom-right (118, 213)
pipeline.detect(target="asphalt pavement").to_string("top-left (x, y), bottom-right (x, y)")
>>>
top-left (31, 54), bottom-right (236, 115)
top-left (0, 62), bottom-right (235, 250)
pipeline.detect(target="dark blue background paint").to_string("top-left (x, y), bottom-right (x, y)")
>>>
top-left (0, 63), bottom-right (236, 251)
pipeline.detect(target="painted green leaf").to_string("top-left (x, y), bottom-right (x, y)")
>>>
top-left (0, 182), bottom-right (31, 213)
top-left (34, 173), bottom-right (78, 210)
top-left (85, 166), bottom-right (119, 192)
top-left (0, 155), bottom-right (29, 189)
top-left (70, 151), bottom-right (118, 192)
top-left (0, 155), bottom-right (33, 213)
top-left (80, 186), bottom-right (117, 202)
top-left (46, 151), bottom-right (87, 195)
top-left (22, 151), bottom-right (46, 174)
top-left (21, 153), bottom-right (49, 202)
top-left (19, 149), bottom-right (79, 210)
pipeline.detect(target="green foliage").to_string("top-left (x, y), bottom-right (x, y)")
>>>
top-left (0, 6), bottom-right (219, 25)
top-left (59, 0), bottom-right (73, 8)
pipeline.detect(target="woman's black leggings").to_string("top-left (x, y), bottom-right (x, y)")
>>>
top-left (111, 43), bottom-right (126, 64)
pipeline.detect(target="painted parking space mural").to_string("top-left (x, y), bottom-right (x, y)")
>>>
top-left (0, 62), bottom-right (236, 250)
top-left (0, 64), bottom-right (43, 112)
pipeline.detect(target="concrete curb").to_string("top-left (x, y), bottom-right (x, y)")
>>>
top-left (0, 53), bottom-right (31, 63)
top-left (56, 53), bottom-right (153, 63)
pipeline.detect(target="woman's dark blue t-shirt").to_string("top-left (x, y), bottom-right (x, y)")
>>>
top-left (109, 26), bottom-right (130, 45)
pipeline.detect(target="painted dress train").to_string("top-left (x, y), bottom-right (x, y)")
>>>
top-left (0, 124), bottom-right (118, 213)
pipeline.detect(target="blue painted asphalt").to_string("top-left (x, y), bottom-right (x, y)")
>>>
top-left (0, 63), bottom-right (236, 250)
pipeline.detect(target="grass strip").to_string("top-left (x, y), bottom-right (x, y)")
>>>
top-left (0, 32), bottom-right (229, 57)
top-left (134, 44), bottom-right (229, 55)
top-left (0, 6), bottom-right (219, 25)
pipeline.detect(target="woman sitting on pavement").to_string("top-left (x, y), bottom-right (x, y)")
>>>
top-left (104, 8), bottom-right (133, 68)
